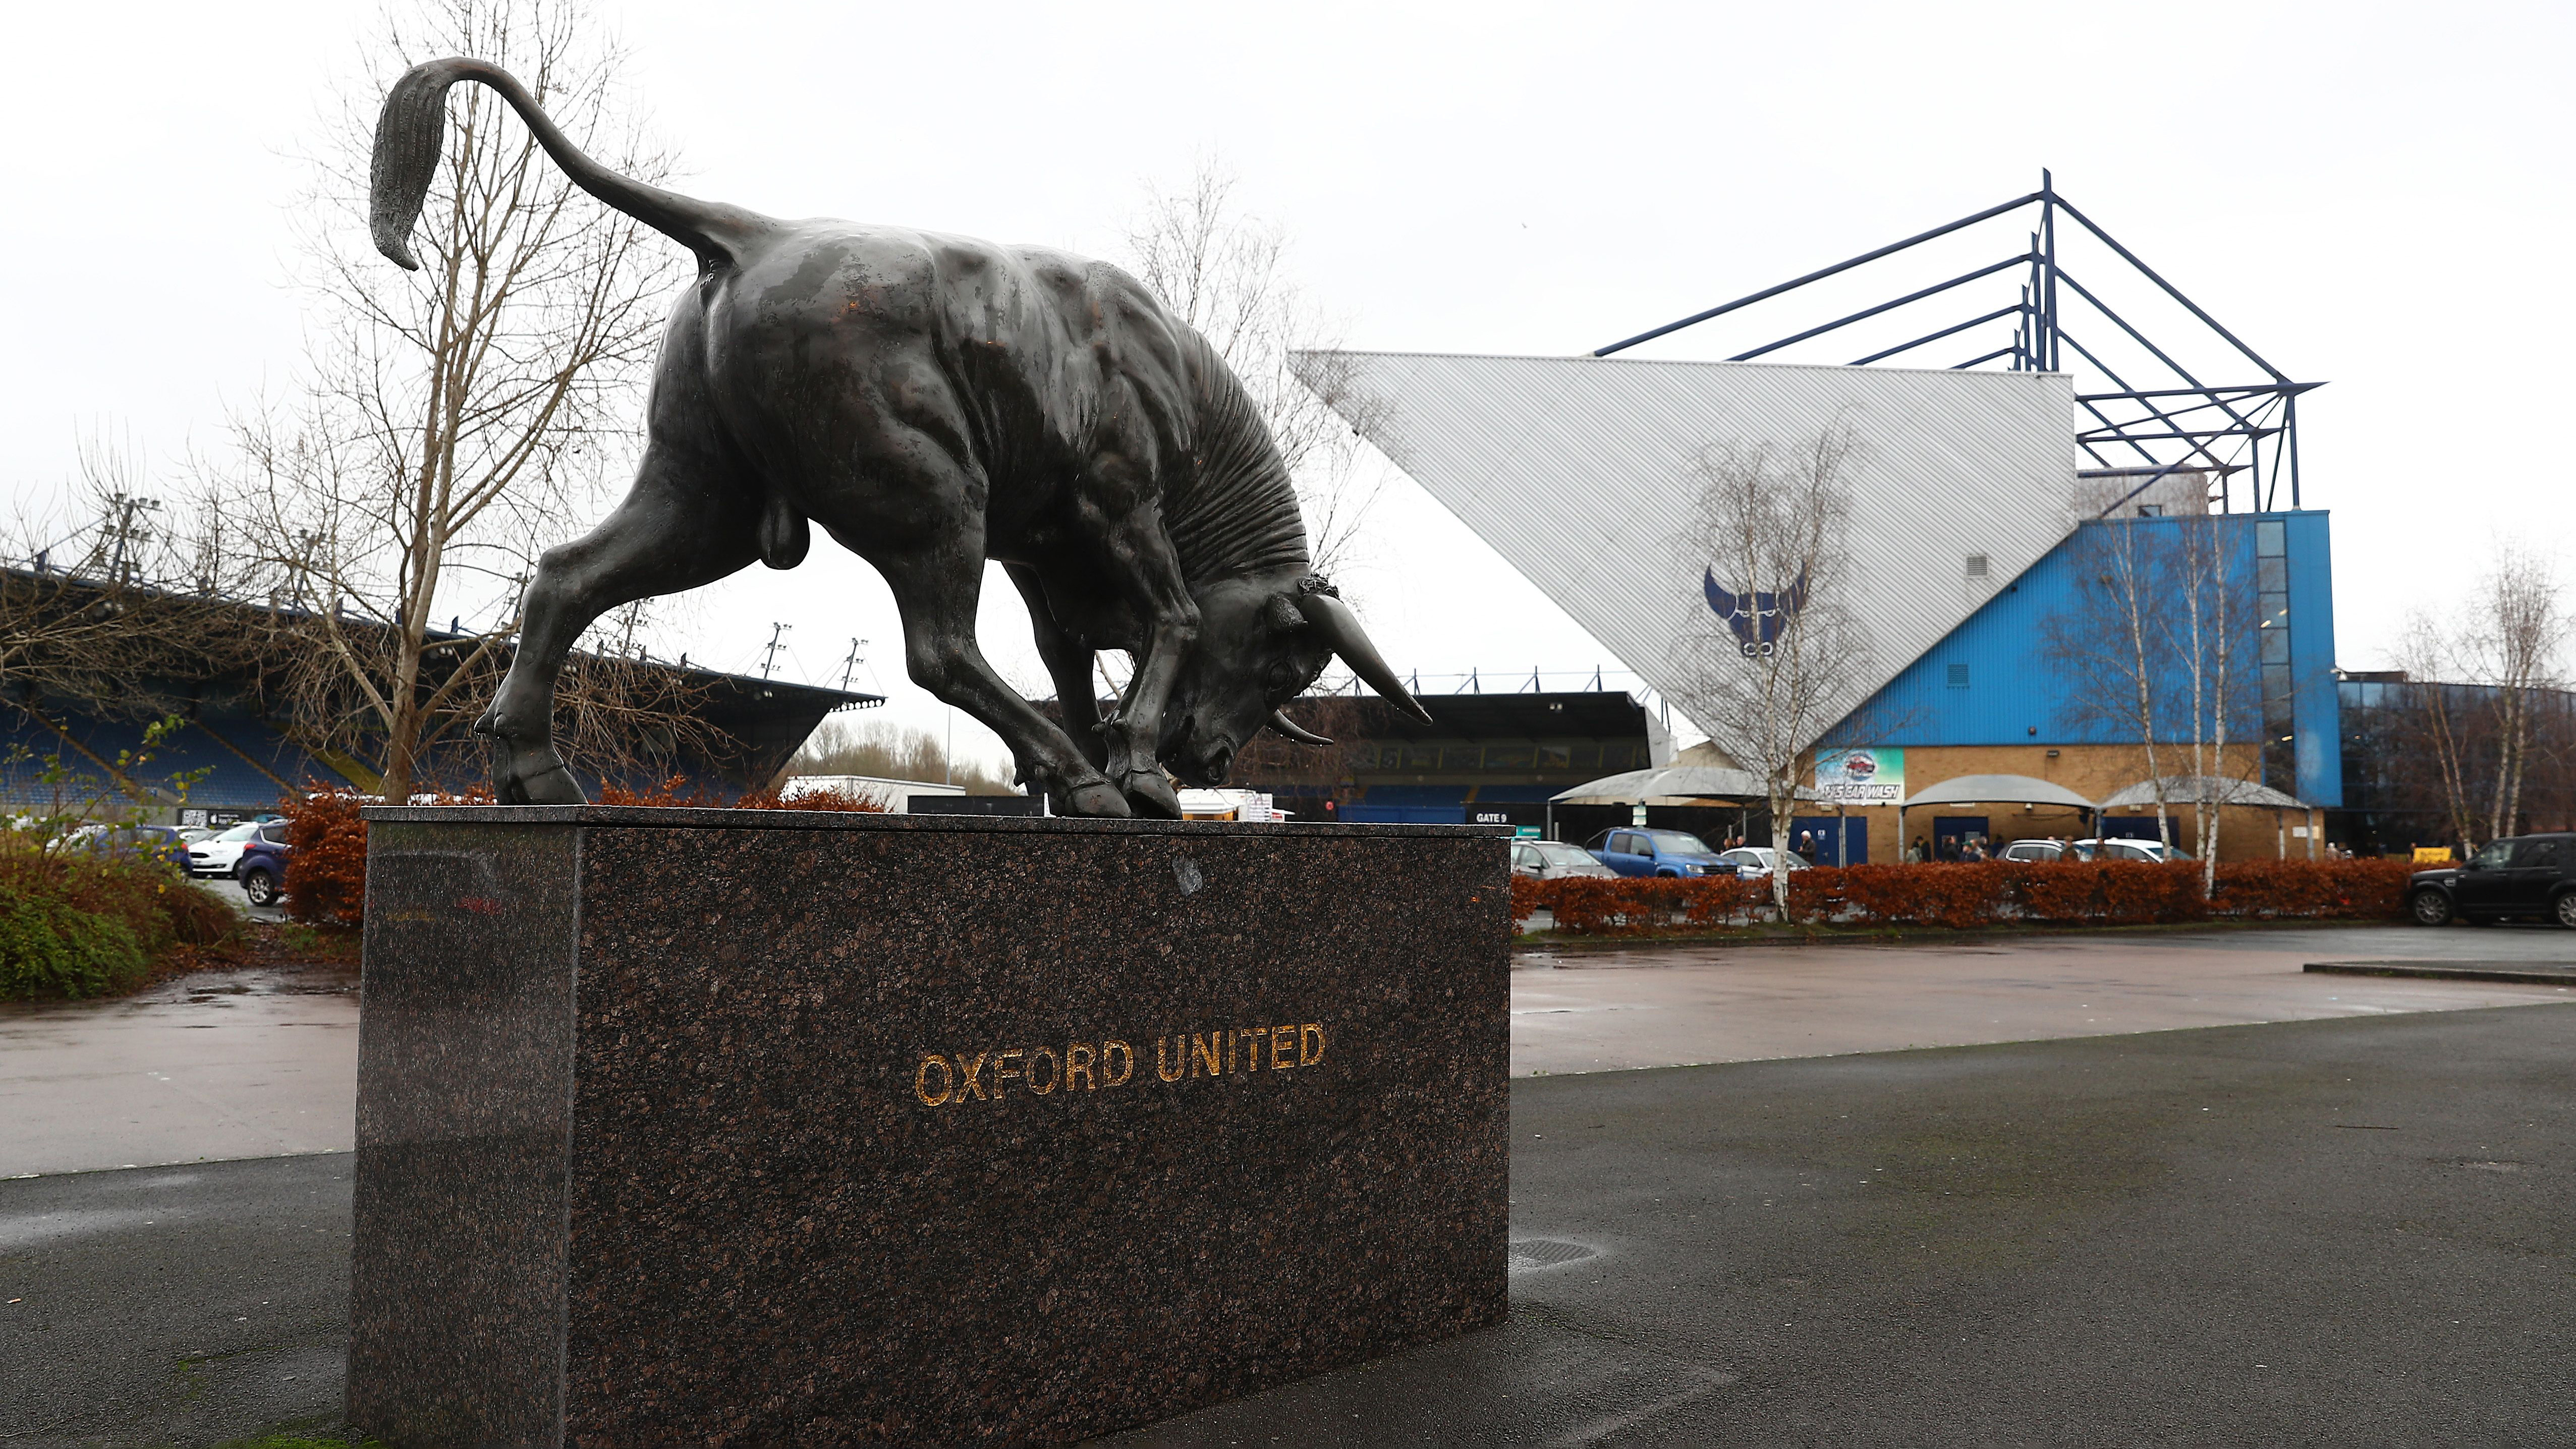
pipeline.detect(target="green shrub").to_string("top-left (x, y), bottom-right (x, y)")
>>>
top-left (0, 892), bottom-right (147, 997)
top-left (0, 848), bottom-right (241, 999)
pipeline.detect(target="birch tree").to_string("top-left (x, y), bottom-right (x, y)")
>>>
top-left (1668, 431), bottom-right (1872, 918)
top-left (2043, 517), bottom-right (2176, 848)
top-left (2163, 515), bottom-right (2264, 892)
top-left (2396, 543), bottom-right (2571, 848)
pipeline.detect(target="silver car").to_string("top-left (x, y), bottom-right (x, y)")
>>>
top-left (1512, 840), bottom-right (1616, 879)
top-left (1716, 847), bottom-right (1810, 879)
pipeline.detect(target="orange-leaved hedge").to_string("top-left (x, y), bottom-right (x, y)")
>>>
top-left (278, 776), bottom-right (893, 928)
top-left (1512, 858), bottom-right (2421, 936)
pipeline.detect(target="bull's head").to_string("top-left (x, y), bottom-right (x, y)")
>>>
top-left (1161, 571), bottom-right (1432, 786)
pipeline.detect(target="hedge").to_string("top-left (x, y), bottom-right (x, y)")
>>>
top-left (1510, 859), bottom-right (2422, 937)
top-left (0, 849), bottom-right (239, 998)
top-left (279, 776), bottom-right (892, 928)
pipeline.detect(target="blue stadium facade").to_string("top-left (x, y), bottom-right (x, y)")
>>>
top-left (1837, 510), bottom-right (2340, 809)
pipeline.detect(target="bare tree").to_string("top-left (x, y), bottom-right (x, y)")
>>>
top-left (2397, 543), bottom-right (2572, 849)
top-left (1123, 161), bottom-right (1386, 580)
top-left (2392, 621), bottom-right (2476, 854)
top-left (212, 0), bottom-right (690, 800)
top-left (0, 438), bottom-right (251, 719)
top-left (2472, 545), bottom-right (2569, 841)
top-left (2044, 516), bottom-right (2177, 848)
top-left (1667, 431), bottom-right (1872, 917)
top-left (2163, 515), bottom-right (2264, 891)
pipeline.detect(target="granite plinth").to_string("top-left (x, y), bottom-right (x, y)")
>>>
top-left (346, 807), bottom-right (1509, 1445)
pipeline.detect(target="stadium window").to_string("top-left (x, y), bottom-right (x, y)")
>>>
top-left (1536, 743), bottom-right (1572, 770)
top-left (2261, 629), bottom-right (2290, 666)
top-left (1946, 662), bottom-right (1971, 688)
top-left (2256, 520), bottom-right (2286, 558)
top-left (1440, 744), bottom-right (1484, 770)
top-left (2257, 557), bottom-right (2287, 593)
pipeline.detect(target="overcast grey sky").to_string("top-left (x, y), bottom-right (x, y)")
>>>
top-left (5, 1), bottom-right (2566, 771)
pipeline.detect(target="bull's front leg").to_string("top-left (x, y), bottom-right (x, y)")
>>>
top-left (1091, 521), bottom-right (1195, 821)
top-left (1004, 563), bottom-right (1110, 773)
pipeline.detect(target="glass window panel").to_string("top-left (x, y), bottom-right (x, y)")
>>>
top-left (1565, 742), bottom-right (1597, 770)
top-left (2260, 592), bottom-right (2288, 630)
top-left (2256, 519), bottom-right (2286, 558)
top-left (2261, 630), bottom-right (2291, 665)
top-left (2257, 558), bottom-right (2288, 593)
top-left (1485, 744), bottom-right (1535, 769)
top-left (1405, 744), bottom-right (1438, 769)
top-left (2263, 663), bottom-right (2293, 700)
top-left (1441, 744), bottom-right (1484, 770)
top-left (1535, 744), bottom-right (1572, 770)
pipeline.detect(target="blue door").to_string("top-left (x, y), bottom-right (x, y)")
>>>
top-left (1789, 816), bottom-right (1868, 865)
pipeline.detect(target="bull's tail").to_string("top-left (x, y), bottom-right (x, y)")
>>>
top-left (370, 57), bottom-right (765, 272)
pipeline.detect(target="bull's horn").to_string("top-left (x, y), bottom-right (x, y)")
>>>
top-left (1295, 590), bottom-right (1434, 723)
top-left (1268, 710), bottom-right (1334, 747)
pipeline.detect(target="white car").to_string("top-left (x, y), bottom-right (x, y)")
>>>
top-left (186, 820), bottom-right (269, 877)
top-left (1716, 846), bottom-right (1810, 879)
top-left (2070, 837), bottom-right (2195, 863)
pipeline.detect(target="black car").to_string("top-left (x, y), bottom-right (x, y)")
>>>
top-left (2407, 833), bottom-right (2576, 928)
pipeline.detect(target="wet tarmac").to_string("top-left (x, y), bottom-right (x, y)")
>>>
top-left (0, 963), bottom-right (359, 1179)
top-left (1511, 922), bottom-right (2576, 1077)
top-left (7, 1002), bottom-right (2568, 1445)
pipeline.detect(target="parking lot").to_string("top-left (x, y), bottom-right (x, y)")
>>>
top-left (4, 920), bottom-right (2569, 1444)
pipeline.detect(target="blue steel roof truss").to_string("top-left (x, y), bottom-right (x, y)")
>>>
top-left (1596, 173), bottom-right (2321, 515)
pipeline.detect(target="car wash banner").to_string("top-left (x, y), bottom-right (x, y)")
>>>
top-left (1813, 747), bottom-right (1904, 804)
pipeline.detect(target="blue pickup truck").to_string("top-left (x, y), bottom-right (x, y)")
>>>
top-left (1586, 827), bottom-right (1730, 878)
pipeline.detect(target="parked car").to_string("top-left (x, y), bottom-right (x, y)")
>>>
top-left (1715, 846), bottom-right (1809, 879)
top-left (1587, 828), bottom-right (1730, 878)
top-left (188, 820), bottom-right (269, 877)
top-left (2070, 838), bottom-right (2195, 864)
top-left (233, 820), bottom-right (295, 907)
top-left (1512, 839), bottom-right (1616, 880)
top-left (70, 824), bottom-right (191, 870)
top-left (1999, 839), bottom-right (2065, 863)
top-left (176, 825), bottom-right (221, 845)
top-left (2406, 833), bottom-right (2575, 927)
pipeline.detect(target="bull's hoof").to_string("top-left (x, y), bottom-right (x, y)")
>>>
top-left (496, 756), bottom-right (586, 806)
top-left (1119, 770), bottom-right (1182, 820)
top-left (1063, 781), bottom-right (1133, 818)
top-left (477, 711), bottom-right (587, 806)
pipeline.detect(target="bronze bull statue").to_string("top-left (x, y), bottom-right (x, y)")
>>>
top-left (370, 58), bottom-right (1430, 818)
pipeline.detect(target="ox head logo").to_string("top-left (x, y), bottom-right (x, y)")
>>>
top-left (1164, 572), bottom-right (1430, 786)
top-left (1704, 566), bottom-right (1809, 659)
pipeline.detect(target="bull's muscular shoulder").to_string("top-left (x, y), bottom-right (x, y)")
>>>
top-left (724, 223), bottom-right (1174, 347)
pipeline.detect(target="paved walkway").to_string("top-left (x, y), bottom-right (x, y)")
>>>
top-left (4, 923), bottom-right (2566, 1179)
top-left (9, 1004), bottom-right (2569, 1445)
top-left (0, 965), bottom-right (358, 1180)
top-left (1512, 922), bottom-right (2575, 1076)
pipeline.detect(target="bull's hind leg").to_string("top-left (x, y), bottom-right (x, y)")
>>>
top-left (810, 438), bottom-right (1126, 816)
top-left (478, 442), bottom-right (760, 804)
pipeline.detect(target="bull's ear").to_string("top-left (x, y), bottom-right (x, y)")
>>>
top-left (1263, 594), bottom-right (1307, 632)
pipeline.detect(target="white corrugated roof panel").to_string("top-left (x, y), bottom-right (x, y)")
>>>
top-left (1292, 351), bottom-right (2078, 750)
